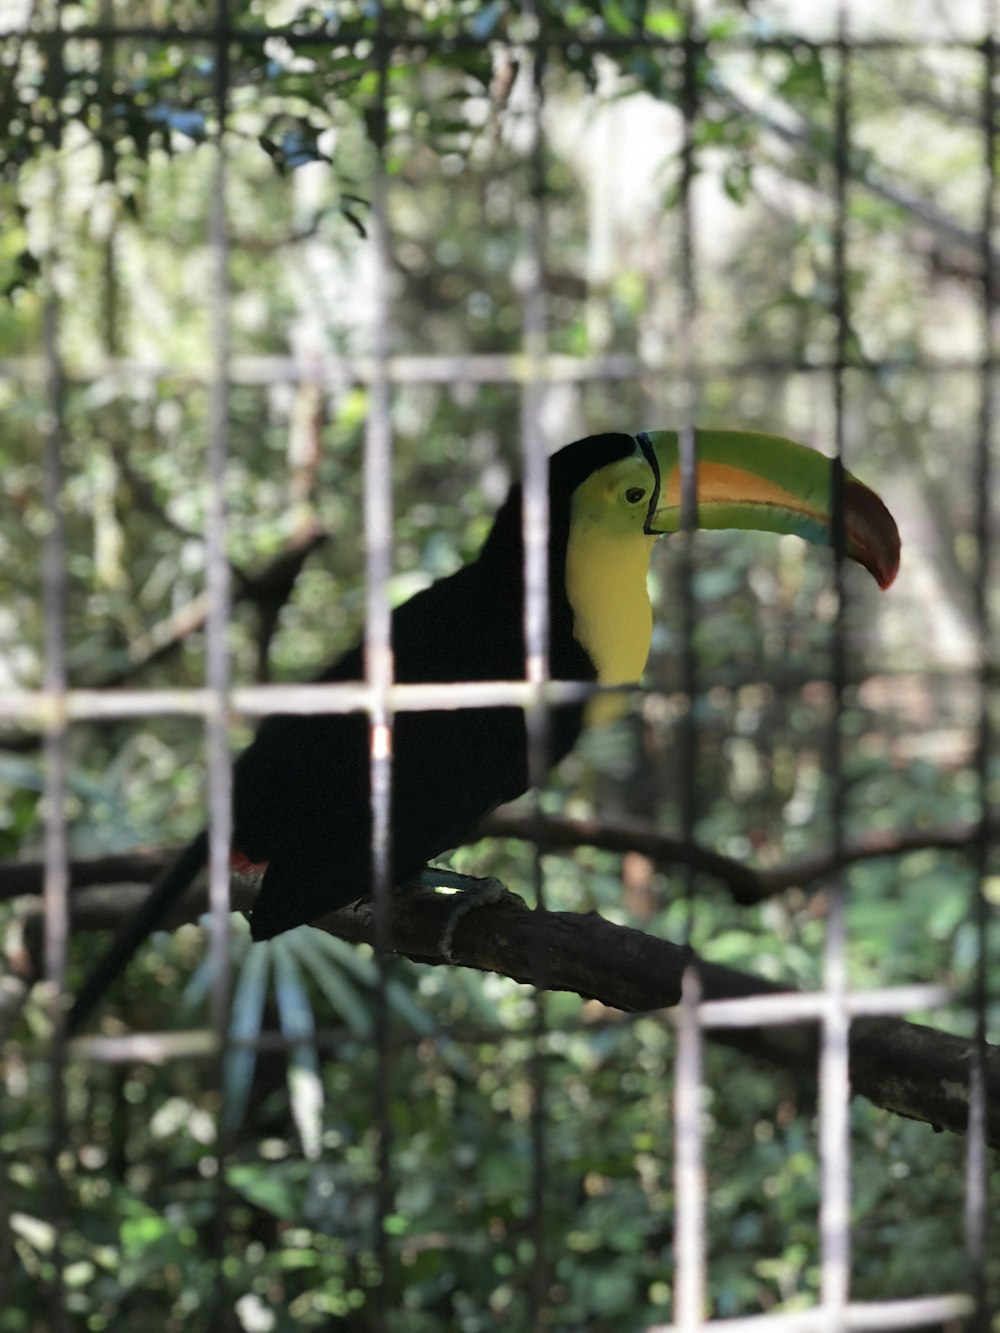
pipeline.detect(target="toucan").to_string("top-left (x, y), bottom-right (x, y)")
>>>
top-left (67, 430), bottom-right (899, 1030)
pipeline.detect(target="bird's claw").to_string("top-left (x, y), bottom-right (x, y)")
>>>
top-left (417, 868), bottom-right (510, 962)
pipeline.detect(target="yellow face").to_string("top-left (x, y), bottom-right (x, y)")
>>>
top-left (564, 450), bottom-right (661, 725)
top-left (569, 452), bottom-right (659, 538)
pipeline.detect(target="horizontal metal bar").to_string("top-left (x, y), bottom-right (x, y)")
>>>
top-left (64, 985), bottom-right (957, 1067)
top-left (0, 688), bottom-right (219, 724)
top-left (692, 985), bottom-right (954, 1030)
top-left (68, 1030), bottom-right (219, 1064)
top-left (1, 18), bottom-right (989, 51)
top-left (646, 1293), bottom-right (975, 1333)
top-left (0, 667), bottom-right (987, 726)
top-left (0, 352), bottom-right (991, 388)
top-left (0, 679), bottom-right (611, 725)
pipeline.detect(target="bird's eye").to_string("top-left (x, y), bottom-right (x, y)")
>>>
top-left (625, 487), bottom-right (646, 504)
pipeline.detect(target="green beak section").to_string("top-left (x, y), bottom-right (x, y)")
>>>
top-left (640, 430), bottom-right (900, 589)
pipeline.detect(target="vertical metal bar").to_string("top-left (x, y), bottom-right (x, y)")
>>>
top-left (673, 968), bottom-right (705, 1331)
top-left (676, 8), bottom-right (701, 856)
top-left (673, 6), bottom-right (706, 1328)
top-left (365, 6), bottom-right (395, 1321)
top-left (819, 15), bottom-right (851, 1324)
top-left (964, 6), bottom-right (995, 1327)
top-left (40, 7), bottom-right (69, 1327)
top-left (206, 5), bottom-right (233, 1318)
top-left (40, 21), bottom-right (68, 1023)
top-left (206, 0), bottom-right (233, 1050)
top-left (519, 19), bottom-right (550, 739)
top-left (518, 5), bottom-right (551, 1321)
top-left (97, 0), bottom-right (119, 356)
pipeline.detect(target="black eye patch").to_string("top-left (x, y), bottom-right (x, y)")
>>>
top-left (635, 432), bottom-right (664, 535)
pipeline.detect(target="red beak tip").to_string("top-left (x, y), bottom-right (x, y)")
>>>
top-left (878, 564), bottom-right (899, 591)
top-left (846, 478), bottom-right (900, 592)
top-left (873, 544), bottom-right (901, 590)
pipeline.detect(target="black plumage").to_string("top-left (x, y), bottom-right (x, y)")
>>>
top-left (68, 425), bottom-right (903, 1030)
top-left (68, 434), bottom-right (635, 1029)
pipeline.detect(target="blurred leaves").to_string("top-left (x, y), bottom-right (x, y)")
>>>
top-left (2, 0), bottom-right (997, 1328)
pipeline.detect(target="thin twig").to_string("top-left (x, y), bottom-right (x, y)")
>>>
top-left (475, 809), bottom-right (993, 903)
top-left (0, 811), bottom-right (991, 906)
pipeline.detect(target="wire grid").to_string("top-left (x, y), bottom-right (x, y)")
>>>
top-left (2, 1), bottom-right (995, 1329)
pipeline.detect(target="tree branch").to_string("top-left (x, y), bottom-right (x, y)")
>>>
top-left (0, 521), bottom-right (329, 751)
top-left (58, 879), bottom-right (1000, 1147)
top-left (722, 85), bottom-right (986, 268)
top-left (101, 519), bottom-right (330, 688)
top-left (0, 811), bottom-right (991, 909)
top-left (475, 810), bottom-right (991, 903)
top-left (6, 842), bottom-right (992, 1146)
top-left (319, 889), bottom-right (999, 1146)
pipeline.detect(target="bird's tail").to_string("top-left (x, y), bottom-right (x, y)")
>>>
top-left (67, 830), bottom-right (209, 1033)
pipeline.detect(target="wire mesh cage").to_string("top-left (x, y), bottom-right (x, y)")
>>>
top-left (0, 1), bottom-right (996, 1330)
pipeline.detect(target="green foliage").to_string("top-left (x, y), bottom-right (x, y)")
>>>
top-left (2, 0), bottom-right (997, 1328)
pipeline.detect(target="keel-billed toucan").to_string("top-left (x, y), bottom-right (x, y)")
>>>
top-left (68, 430), bottom-right (899, 1030)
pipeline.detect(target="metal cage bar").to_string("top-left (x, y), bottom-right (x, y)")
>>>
top-left (1, 3), bottom-right (993, 1330)
top-left (363, 5), bottom-right (396, 1316)
top-left (39, 6), bottom-right (70, 1325)
top-left (964, 3), bottom-right (997, 1324)
top-left (817, 14), bottom-right (853, 1322)
top-left (516, 3), bottom-right (556, 1317)
top-left (202, 0), bottom-right (236, 1301)
top-left (0, 14), bottom-right (985, 53)
top-left (204, 0), bottom-right (234, 1067)
top-left (672, 5), bottom-right (707, 1327)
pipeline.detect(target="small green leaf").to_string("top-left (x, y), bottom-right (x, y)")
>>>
top-left (227, 1162), bottom-right (307, 1221)
top-left (272, 935), bottom-right (324, 1161)
top-left (286, 929), bottom-right (373, 1039)
top-left (222, 939), bottom-right (271, 1138)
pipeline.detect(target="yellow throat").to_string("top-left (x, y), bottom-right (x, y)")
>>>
top-left (564, 517), bottom-right (656, 728)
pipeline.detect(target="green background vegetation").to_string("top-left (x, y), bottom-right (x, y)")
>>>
top-left (0, 1), bottom-right (997, 1328)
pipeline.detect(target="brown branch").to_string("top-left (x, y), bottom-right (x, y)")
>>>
top-left (722, 85), bottom-right (984, 263)
top-left (245, 518), bottom-right (328, 683)
top-left (749, 823), bottom-right (992, 896)
top-left (321, 891), bottom-right (1000, 1146)
top-left (7, 824), bottom-right (996, 1148)
top-left (101, 593), bottom-right (213, 686)
top-left (0, 522), bottom-right (329, 748)
top-left (59, 879), bottom-right (1000, 1147)
top-left (109, 429), bottom-right (328, 683)
top-left (475, 810), bottom-right (762, 898)
top-left (102, 519), bottom-right (329, 688)
top-left (0, 811), bottom-right (991, 909)
top-left (0, 850), bottom-right (170, 902)
top-left (109, 438), bottom-right (204, 545)
top-left (475, 810), bottom-right (993, 903)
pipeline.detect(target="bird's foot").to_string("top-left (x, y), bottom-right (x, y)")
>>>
top-left (418, 867), bottom-right (512, 962)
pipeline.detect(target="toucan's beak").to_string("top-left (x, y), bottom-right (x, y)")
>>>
top-left (638, 430), bottom-right (900, 590)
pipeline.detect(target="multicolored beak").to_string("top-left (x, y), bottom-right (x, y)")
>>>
top-left (637, 430), bottom-right (900, 590)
